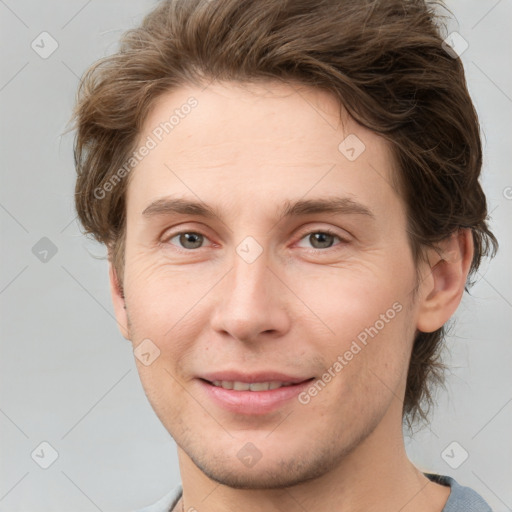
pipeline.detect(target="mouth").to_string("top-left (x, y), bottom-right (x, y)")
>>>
top-left (205, 379), bottom-right (307, 391)
top-left (197, 375), bottom-right (315, 415)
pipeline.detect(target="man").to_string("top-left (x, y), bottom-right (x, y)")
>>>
top-left (71, 0), bottom-right (498, 510)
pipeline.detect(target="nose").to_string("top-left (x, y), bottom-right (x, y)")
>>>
top-left (209, 243), bottom-right (291, 343)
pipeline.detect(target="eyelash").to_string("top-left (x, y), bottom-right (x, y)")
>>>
top-left (162, 228), bottom-right (347, 253)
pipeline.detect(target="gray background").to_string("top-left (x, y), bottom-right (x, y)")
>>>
top-left (0, 1), bottom-right (511, 511)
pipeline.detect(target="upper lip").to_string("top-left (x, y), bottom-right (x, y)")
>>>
top-left (199, 371), bottom-right (313, 384)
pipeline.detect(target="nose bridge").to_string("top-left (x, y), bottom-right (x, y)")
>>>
top-left (225, 223), bottom-right (270, 288)
top-left (228, 237), bottom-right (271, 309)
top-left (210, 234), bottom-right (289, 341)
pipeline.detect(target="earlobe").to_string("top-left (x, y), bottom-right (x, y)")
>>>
top-left (108, 261), bottom-right (130, 340)
top-left (416, 229), bottom-right (474, 333)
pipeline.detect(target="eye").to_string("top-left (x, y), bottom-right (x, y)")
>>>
top-left (166, 231), bottom-right (211, 250)
top-left (296, 229), bottom-right (345, 250)
top-left (163, 228), bottom-right (347, 252)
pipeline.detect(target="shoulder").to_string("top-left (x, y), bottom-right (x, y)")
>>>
top-left (133, 484), bottom-right (183, 512)
top-left (425, 473), bottom-right (493, 512)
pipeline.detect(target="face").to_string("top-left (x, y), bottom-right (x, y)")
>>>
top-left (114, 80), bottom-right (426, 488)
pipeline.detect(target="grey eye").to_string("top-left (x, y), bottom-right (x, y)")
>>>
top-left (173, 232), bottom-right (204, 250)
top-left (298, 232), bottom-right (340, 250)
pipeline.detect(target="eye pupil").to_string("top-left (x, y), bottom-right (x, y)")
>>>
top-left (310, 232), bottom-right (334, 249)
top-left (180, 232), bottom-right (203, 249)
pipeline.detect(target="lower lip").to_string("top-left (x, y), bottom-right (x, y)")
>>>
top-left (198, 379), bottom-right (314, 415)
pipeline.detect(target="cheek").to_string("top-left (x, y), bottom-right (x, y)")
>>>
top-left (123, 254), bottom-right (203, 331)
top-left (294, 268), bottom-right (413, 395)
top-left (298, 305), bottom-right (412, 435)
top-left (290, 265), bottom-right (407, 344)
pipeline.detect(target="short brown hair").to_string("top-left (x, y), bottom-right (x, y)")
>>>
top-left (71, 0), bottom-right (498, 425)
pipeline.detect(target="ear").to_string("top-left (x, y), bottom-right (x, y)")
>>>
top-left (108, 260), bottom-right (130, 340)
top-left (416, 229), bottom-right (474, 333)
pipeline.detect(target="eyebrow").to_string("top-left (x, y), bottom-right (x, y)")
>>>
top-left (142, 196), bottom-right (375, 221)
top-left (280, 196), bottom-right (375, 220)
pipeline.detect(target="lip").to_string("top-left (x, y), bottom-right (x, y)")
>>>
top-left (197, 372), bottom-right (314, 415)
top-left (199, 371), bottom-right (311, 384)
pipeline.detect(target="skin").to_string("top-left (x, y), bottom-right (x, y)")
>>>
top-left (109, 80), bottom-right (473, 512)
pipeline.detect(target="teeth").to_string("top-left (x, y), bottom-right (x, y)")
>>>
top-left (249, 382), bottom-right (270, 391)
top-left (233, 381), bottom-right (251, 391)
top-left (210, 380), bottom-right (295, 391)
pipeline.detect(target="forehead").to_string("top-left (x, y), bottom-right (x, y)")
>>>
top-left (127, 80), bottom-right (402, 221)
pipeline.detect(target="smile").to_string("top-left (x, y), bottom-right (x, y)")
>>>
top-left (209, 380), bottom-right (297, 391)
top-left (198, 377), bottom-right (315, 415)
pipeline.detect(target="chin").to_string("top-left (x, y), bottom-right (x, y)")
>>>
top-left (182, 437), bottom-right (346, 490)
